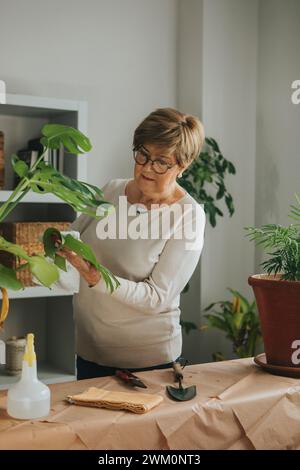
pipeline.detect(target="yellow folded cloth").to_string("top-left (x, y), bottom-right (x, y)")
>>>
top-left (67, 387), bottom-right (163, 414)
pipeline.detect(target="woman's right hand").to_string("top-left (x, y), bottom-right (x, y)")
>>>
top-left (57, 246), bottom-right (101, 287)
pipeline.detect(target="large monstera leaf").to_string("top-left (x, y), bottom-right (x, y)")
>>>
top-left (8, 124), bottom-right (114, 220)
top-left (0, 235), bottom-right (59, 289)
top-left (43, 228), bottom-right (120, 293)
top-left (41, 124), bottom-right (92, 154)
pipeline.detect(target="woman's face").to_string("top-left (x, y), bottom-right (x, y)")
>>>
top-left (134, 143), bottom-right (184, 195)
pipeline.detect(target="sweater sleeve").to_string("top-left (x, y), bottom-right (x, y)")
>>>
top-left (91, 204), bottom-right (206, 314)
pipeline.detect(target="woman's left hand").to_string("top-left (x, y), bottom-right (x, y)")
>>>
top-left (57, 246), bottom-right (101, 287)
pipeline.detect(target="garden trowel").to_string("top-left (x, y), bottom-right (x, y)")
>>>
top-left (166, 361), bottom-right (196, 401)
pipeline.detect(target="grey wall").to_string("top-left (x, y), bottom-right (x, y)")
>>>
top-left (180, 0), bottom-right (300, 363)
top-left (178, 0), bottom-right (258, 363)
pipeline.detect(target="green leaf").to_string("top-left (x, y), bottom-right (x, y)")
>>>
top-left (62, 234), bottom-right (119, 292)
top-left (180, 320), bottom-right (197, 335)
top-left (212, 352), bottom-right (226, 362)
top-left (227, 161), bottom-right (236, 174)
top-left (216, 183), bottom-right (225, 199)
top-left (54, 254), bottom-right (67, 272)
top-left (182, 282), bottom-right (190, 294)
top-left (0, 236), bottom-right (30, 261)
top-left (43, 227), bottom-right (62, 258)
top-left (28, 163), bottom-right (114, 219)
top-left (203, 301), bottom-right (218, 311)
top-left (11, 154), bottom-right (29, 178)
top-left (41, 124), bottom-right (92, 154)
top-left (63, 235), bottom-right (99, 268)
top-left (227, 288), bottom-right (250, 312)
top-left (206, 137), bottom-right (220, 153)
top-left (204, 315), bottom-right (228, 333)
top-left (0, 264), bottom-right (23, 290)
top-left (28, 255), bottom-right (59, 288)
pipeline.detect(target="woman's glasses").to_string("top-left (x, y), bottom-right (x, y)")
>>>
top-left (133, 145), bottom-right (178, 175)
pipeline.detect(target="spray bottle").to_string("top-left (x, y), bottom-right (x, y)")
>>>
top-left (7, 333), bottom-right (51, 419)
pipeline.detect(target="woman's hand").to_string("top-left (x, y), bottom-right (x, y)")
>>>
top-left (57, 246), bottom-right (101, 287)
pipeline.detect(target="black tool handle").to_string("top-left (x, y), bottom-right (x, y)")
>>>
top-left (172, 361), bottom-right (183, 381)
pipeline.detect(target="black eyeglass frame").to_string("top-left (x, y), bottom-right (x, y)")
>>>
top-left (132, 145), bottom-right (180, 175)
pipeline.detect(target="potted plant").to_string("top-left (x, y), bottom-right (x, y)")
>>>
top-left (201, 288), bottom-right (261, 361)
top-left (245, 194), bottom-right (300, 368)
top-left (0, 124), bottom-right (119, 329)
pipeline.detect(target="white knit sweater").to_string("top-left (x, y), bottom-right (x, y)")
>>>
top-left (69, 178), bottom-right (206, 368)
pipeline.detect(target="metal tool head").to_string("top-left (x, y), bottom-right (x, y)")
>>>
top-left (166, 383), bottom-right (197, 401)
top-left (166, 361), bottom-right (197, 401)
top-left (115, 369), bottom-right (147, 388)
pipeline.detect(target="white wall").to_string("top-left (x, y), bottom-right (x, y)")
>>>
top-left (178, 0), bottom-right (258, 363)
top-left (177, 0), bottom-right (205, 362)
top-left (0, 0), bottom-right (178, 186)
top-left (179, 0), bottom-right (300, 363)
top-left (255, 0), bottom-right (300, 270)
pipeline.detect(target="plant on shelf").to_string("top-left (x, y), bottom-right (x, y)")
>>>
top-left (201, 288), bottom-right (261, 361)
top-left (0, 124), bottom-right (119, 329)
top-left (245, 194), bottom-right (300, 370)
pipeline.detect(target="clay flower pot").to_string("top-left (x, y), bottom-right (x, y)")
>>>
top-left (248, 274), bottom-right (300, 367)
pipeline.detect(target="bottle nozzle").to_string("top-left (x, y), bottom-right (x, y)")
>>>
top-left (23, 333), bottom-right (36, 366)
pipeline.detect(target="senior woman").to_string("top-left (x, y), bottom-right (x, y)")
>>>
top-left (60, 108), bottom-right (206, 379)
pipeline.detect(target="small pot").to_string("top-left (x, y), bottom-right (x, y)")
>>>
top-left (248, 274), bottom-right (300, 367)
top-left (5, 336), bottom-right (26, 376)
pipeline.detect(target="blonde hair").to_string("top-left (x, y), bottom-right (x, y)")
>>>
top-left (133, 108), bottom-right (205, 167)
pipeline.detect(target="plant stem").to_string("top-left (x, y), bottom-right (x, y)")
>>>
top-left (0, 144), bottom-right (50, 222)
top-left (0, 179), bottom-right (30, 222)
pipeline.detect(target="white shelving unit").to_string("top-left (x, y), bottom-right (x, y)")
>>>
top-left (0, 93), bottom-right (88, 389)
top-left (7, 285), bottom-right (78, 300)
top-left (0, 190), bottom-right (64, 204)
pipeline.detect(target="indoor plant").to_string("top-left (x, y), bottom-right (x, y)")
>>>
top-left (0, 124), bottom-right (119, 329)
top-left (245, 194), bottom-right (300, 367)
top-left (201, 288), bottom-right (261, 361)
top-left (179, 137), bottom-right (236, 333)
top-left (179, 137), bottom-right (236, 227)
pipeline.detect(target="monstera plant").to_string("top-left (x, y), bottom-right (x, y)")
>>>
top-left (0, 124), bottom-right (119, 329)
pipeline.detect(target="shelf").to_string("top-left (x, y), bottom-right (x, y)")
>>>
top-left (1, 94), bottom-right (81, 118)
top-left (0, 190), bottom-right (65, 204)
top-left (0, 93), bottom-right (86, 389)
top-left (0, 363), bottom-right (76, 390)
top-left (8, 286), bottom-right (77, 299)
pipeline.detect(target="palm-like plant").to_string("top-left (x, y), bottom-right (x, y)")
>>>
top-left (244, 194), bottom-right (300, 281)
top-left (201, 288), bottom-right (261, 360)
top-left (0, 124), bottom-right (119, 328)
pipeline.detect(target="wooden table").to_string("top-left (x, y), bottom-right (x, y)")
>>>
top-left (0, 358), bottom-right (300, 450)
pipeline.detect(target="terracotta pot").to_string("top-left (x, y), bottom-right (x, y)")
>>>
top-left (248, 274), bottom-right (300, 367)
